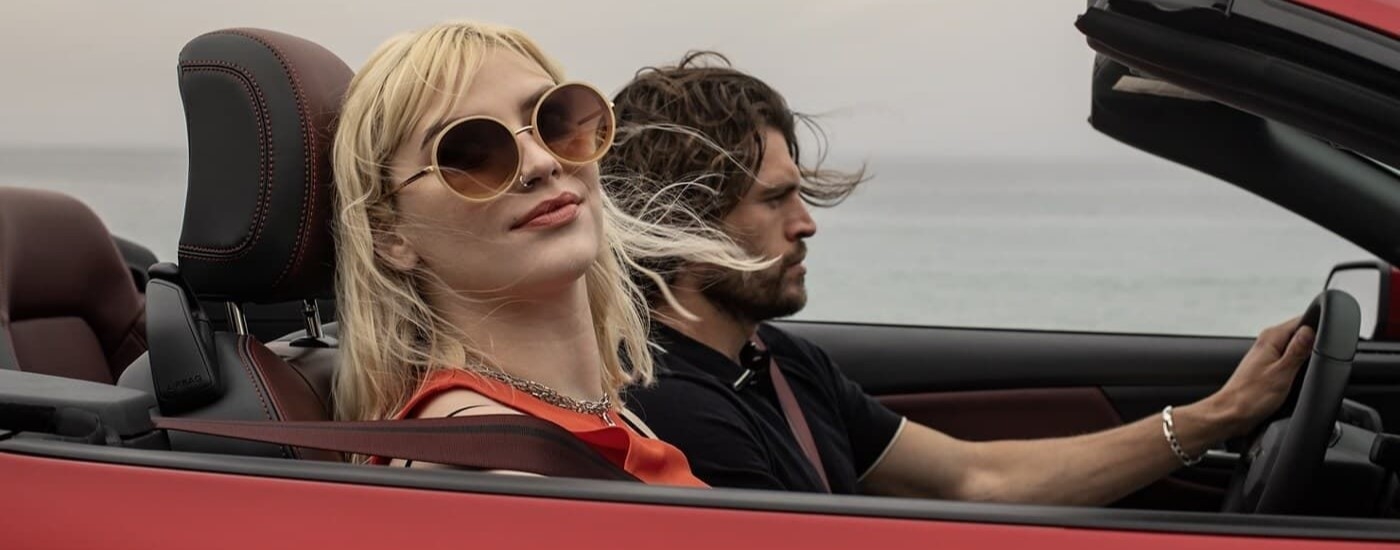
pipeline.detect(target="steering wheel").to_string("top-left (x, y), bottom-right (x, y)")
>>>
top-left (1223, 289), bottom-right (1360, 515)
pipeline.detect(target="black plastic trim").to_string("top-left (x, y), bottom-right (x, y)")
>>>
top-left (776, 320), bottom-right (1249, 393)
top-left (3, 439), bottom-right (1398, 541)
top-left (112, 235), bottom-right (158, 292)
top-left (0, 327), bottom-right (18, 372)
top-left (1084, 6), bottom-right (1400, 165)
top-left (0, 371), bottom-right (157, 438)
top-left (1081, 9), bottom-right (1400, 268)
top-left (775, 320), bottom-right (1400, 395)
top-left (146, 264), bottom-right (222, 414)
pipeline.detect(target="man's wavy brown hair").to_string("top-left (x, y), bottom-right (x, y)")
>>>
top-left (603, 51), bottom-right (868, 297)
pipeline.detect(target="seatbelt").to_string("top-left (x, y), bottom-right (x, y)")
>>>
top-left (751, 335), bottom-right (832, 493)
top-left (153, 415), bottom-right (639, 482)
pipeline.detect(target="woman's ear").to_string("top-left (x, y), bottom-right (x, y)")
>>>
top-left (379, 230), bottom-right (421, 272)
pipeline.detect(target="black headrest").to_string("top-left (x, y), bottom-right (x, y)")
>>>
top-left (176, 29), bottom-right (351, 303)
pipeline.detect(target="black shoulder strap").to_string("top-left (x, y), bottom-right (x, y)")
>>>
top-left (752, 334), bottom-right (832, 493)
top-left (153, 415), bottom-right (640, 482)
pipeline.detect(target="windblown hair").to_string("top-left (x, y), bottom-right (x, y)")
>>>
top-left (603, 51), bottom-right (868, 298)
top-left (331, 22), bottom-right (766, 430)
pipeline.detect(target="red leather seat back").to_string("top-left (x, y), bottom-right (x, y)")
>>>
top-left (0, 187), bottom-right (146, 384)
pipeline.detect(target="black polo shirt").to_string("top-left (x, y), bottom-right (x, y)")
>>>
top-left (626, 323), bottom-right (906, 493)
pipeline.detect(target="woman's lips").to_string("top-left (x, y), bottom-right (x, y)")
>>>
top-left (516, 202), bottom-right (580, 230)
top-left (512, 192), bottom-right (583, 230)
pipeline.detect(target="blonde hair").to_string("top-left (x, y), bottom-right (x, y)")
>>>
top-left (331, 20), bottom-right (767, 427)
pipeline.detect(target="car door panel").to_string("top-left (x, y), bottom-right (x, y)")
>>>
top-left (774, 321), bottom-right (1246, 393)
top-left (776, 321), bottom-right (1400, 510)
top-left (877, 387), bottom-right (1123, 443)
top-left (777, 321), bottom-right (1400, 427)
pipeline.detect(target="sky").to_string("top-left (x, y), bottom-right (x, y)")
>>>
top-left (0, 0), bottom-right (1137, 161)
top-left (0, 1), bottom-right (1377, 337)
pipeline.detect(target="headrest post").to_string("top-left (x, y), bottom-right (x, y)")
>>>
top-left (302, 300), bottom-right (324, 339)
top-left (289, 299), bottom-right (335, 348)
top-left (225, 302), bottom-right (249, 336)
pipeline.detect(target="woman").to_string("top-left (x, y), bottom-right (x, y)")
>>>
top-left (330, 21), bottom-right (763, 485)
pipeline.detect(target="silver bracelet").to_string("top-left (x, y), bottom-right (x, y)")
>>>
top-left (1161, 405), bottom-right (1205, 467)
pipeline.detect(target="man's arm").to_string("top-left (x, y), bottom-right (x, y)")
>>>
top-left (862, 316), bottom-right (1314, 506)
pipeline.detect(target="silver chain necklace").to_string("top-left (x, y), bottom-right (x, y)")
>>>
top-left (477, 368), bottom-right (614, 426)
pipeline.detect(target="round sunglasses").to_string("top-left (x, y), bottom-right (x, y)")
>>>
top-left (389, 82), bottom-right (615, 201)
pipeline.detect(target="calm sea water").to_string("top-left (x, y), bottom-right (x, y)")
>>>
top-left (0, 147), bottom-right (1371, 337)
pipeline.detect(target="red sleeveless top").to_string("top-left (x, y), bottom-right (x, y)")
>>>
top-left (373, 369), bottom-right (707, 488)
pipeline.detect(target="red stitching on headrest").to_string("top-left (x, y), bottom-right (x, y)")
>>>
top-left (175, 61), bottom-right (273, 261)
top-left (223, 29), bottom-right (319, 292)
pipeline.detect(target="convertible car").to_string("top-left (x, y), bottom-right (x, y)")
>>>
top-left (4, 0), bottom-right (1400, 547)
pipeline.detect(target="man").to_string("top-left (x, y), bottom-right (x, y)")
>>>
top-left (603, 52), bottom-right (1314, 503)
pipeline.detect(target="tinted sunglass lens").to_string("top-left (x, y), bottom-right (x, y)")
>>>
top-left (436, 118), bottom-right (519, 199)
top-left (536, 84), bottom-right (614, 164)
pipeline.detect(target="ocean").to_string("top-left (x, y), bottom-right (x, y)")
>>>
top-left (0, 147), bottom-right (1370, 338)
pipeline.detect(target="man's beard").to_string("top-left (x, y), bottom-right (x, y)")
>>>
top-left (700, 242), bottom-right (807, 325)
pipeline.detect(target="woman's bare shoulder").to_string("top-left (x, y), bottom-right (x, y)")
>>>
top-left (414, 388), bottom-right (523, 419)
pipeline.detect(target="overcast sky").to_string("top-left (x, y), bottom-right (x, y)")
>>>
top-left (0, 0), bottom-right (1145, 160)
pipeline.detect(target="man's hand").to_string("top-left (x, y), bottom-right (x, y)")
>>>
top-left (1205, 316), bottom-right (1316, 437)
top-left (865, 315), bottom-right (1318, 505)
